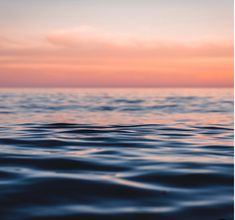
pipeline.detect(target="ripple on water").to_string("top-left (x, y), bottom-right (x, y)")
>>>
top-left (0, 122), bottom-right (233, 220)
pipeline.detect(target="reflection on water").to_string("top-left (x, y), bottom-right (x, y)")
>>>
top-left (0, 88), bottom-right (233, 220)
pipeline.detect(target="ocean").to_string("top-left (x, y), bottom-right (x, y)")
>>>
top-left (0, 88), bottom-right (233, 220)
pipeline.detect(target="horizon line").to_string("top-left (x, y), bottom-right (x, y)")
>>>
top-left (0, 86), bottom-right (233, 89)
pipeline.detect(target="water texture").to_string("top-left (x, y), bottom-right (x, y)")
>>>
top-left (0, 88), bottom-right (233, 220)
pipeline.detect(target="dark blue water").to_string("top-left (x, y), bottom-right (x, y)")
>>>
top-left (0, 88), bottom-right (233, 220)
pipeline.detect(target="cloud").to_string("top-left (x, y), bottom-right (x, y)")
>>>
top-left (46, 25), bottom-right (141, 48)
top-left (0, 36), bottom-right (24, 49)
top-left (45, 26), bottom-right (233, 58)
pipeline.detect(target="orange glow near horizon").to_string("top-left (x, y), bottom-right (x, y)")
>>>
top-left (0, 37), bottom-right (233, 87)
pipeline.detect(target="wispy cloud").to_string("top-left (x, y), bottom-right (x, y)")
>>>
top-left (46, 26), bottom-right (233, 58)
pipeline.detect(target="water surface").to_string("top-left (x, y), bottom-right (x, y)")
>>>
top-left (0, 88), bottom-right (233, 220)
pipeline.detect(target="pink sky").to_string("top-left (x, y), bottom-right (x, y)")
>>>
top-left (0, 1), bottom-right (233, 87)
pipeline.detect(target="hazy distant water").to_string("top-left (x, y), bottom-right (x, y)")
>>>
top-left (0, 88), bottom-right (233, 220)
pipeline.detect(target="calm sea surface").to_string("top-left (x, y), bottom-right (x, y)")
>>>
top-left (0, 88), bottom-right (233, 220)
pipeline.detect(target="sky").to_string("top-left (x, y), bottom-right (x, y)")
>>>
top-left (0, 0), bottom-right (233, 87)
